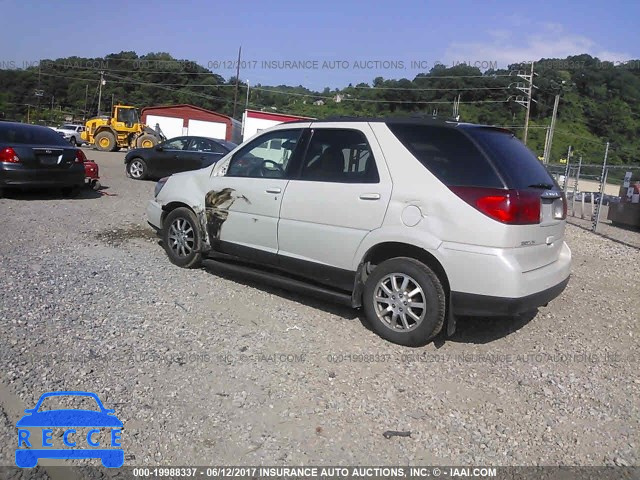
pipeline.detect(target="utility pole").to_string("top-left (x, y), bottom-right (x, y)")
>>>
top-left (544, 94), bottom-right (560, 164)
top-left (514, 62), bottom-right (536, 146)
top-left (523, 62), bottom-right (534, 145)
top-left (97, 71), bottom-right (105, 116)
top-left (232, 46), bottom-right (242, 119)
top-left (562, 146), bottom-right (572, 193)
top-left (244, 79), bottom-right (250, 111)
top-left (543, 127), bottom-right (550, 162)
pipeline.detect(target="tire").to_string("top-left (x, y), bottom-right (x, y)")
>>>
top-left (69, 137), bottom-right (77, 146)
top-left (127, 158), bottom-right (147, 180)
top-left (363, 257), bottom-right (446, 347)
top-left (91, 180), bottom-right (101, 191)
top-left (95, 131), bottom-right (116, 152)
top-left (136, 134), bottom-right (158, 149)
top-left (162, 207), bottom-right (203, 268)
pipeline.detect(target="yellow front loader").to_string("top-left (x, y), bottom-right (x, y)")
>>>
top-left (82, 105), bottom-right (165, 152)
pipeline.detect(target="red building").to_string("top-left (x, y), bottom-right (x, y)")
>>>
top-left (141, 104), bottom-right (242, 143)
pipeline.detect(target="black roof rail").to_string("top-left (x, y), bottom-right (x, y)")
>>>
top-left (315, 114), bottom-right (462, 124)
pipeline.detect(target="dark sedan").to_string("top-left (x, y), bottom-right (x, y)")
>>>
top-left (124, 136), bottom-right (236, 180)
top-left (0, 122), bottom-right (85, 197)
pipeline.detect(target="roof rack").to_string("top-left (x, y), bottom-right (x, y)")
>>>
top-left (317, 114), bottom-right (462, 124)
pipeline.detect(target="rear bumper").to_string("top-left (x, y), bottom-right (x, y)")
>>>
top-left (451, 275), bottom-right (570, 316)
top-left (0, 164), bottom-right (84, 188)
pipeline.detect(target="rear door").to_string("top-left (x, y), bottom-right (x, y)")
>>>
top-left (185, 137), bottom-right (228, 170)
top-left (466, 127), bottom-right (566, 272)
top-left (277, 125), bottom-right (392, 289)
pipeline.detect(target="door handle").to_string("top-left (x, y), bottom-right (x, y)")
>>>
top-left (359, 193), bottom-right (380, 200)
top-left (266, 188), bottom-right (282, 194)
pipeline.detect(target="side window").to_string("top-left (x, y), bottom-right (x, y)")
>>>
top-left (387, 125), bottom-right (503, 188)
top-left (300, 129), bottom-right (379, 183)
top-left (163, 138), bottom-right (189, 150)
top-left (189, 138), bottom-right (215, 152)
top-left (227, 129), bottom-right (303, 178)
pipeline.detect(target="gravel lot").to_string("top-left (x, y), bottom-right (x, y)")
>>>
top-left (0, 149), bottom-right (638, 469)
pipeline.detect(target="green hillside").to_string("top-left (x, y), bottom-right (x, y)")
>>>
top-left (0, 51), bottom-right (638, 167)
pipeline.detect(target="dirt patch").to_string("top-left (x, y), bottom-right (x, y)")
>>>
top-left (95, 224), bottom-right (157, 246)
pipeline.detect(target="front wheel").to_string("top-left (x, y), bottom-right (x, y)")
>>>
top-left (69, 137), bottom-right (77, 146)
top-left (127, 158), bottom-right (147, 180)
top-left (363, 257), bottom-right (446, 347)
top-left (162, 208), bottom-right (203, 268)
top-left (137, 134), bottom-right (158, 149)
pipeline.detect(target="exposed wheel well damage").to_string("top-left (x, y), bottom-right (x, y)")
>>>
top-left (161, 202), bottom-right (212, 251)
top-left (351, 242), bottom-right (450, 309)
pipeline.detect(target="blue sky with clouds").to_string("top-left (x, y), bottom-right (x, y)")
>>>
top-left (1, 0), bottom-right (638, 90)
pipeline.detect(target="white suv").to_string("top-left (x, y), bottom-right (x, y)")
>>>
top-left (146, 118), bottom-right (571, 346)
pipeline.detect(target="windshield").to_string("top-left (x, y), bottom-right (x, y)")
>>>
top-left (116, 108), bottom-right (139, 125)
top-left (61, 124), bottom-right (77, 130)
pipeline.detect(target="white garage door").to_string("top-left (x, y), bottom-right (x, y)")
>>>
top-left (146, 115), bottom-right (184, 140)
top-left (187, 119), bottom-right (227, 139)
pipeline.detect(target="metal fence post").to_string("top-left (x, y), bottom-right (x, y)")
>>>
top-left (592, 142), bottom-right (609, 232)
top-left (563, 146), bottom-right (572, 192)
top-left (571, 155), bottom-right (582, 216)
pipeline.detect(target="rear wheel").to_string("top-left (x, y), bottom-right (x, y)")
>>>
top-left (127, 158), bottom-right (147, 180)
top-left (162, 208), bottom-right (203, 268)
top-left (95, 131), bottom-right (116, 152)
top-left (69, 137), bottom-right (77, 146)
top-left (363, 257), bottom-right (446, 347)
top-left (137, 134), bottom-right (158, 149)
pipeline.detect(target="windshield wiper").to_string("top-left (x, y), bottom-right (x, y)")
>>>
top-left (527, 183), bottom-right (554, 189)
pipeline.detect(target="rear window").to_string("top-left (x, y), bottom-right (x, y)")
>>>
top-left (0, 124), bottom-right (69, 146)
top-left (387, 124), bottom-right (504, 188)
top-left (467, 128), bottom-right (556, 189)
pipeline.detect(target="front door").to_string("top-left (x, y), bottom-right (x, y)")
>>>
top-left (204, 127), bottom-right (309, 265)
top-left (155, 137), bottom-right (190, 177)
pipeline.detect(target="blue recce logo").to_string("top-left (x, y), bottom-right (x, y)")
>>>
top-left (15, 391), bottom-right (124, 468)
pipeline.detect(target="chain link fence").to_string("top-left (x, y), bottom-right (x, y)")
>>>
top-left (546, 161), bottom-right (640, 233)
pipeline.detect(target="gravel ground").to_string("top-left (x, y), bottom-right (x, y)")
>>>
top-left (0, 150), bottom-right (638, 468)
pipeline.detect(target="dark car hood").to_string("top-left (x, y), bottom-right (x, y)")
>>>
top-left (17, 410), bottom-right (123, 427)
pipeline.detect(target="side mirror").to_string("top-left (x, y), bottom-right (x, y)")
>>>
top-left (155, 145), bottom-right (163, 151)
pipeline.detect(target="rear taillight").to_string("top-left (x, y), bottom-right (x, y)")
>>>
top-left (449, 186), bottom-right (541, 225)
top-left (75, 149), bottom-right (87, 164)
top-left (553, 193), bottom-right (567, 220)
top-left (0, 147), bottom-right (20, 163)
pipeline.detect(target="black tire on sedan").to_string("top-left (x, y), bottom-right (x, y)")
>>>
top-left (69, 137), bottom-right (77, 146)
top-left (162, 207), bottom-right (203, 269)
top-left (363, 257), bottom-right (446, 347)
top-left (127, 158), bottom-right (147, 180)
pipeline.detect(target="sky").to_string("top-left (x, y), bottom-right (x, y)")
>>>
top-left (1, 0), bottom-right (639, 91)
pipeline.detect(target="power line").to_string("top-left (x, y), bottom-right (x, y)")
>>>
top-left (353, 86), bottom-right (509, 92)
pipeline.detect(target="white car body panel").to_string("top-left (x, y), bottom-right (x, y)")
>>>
top-left (148, 119), bottom-right (571, 310)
